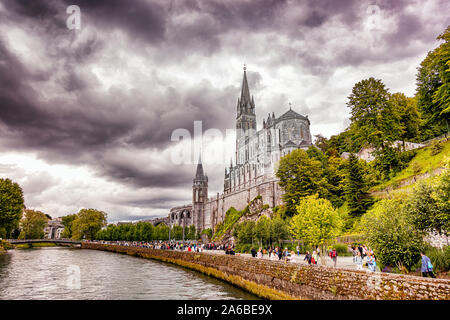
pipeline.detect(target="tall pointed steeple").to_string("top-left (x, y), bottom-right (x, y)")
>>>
top-left (240, 65), bottom-right (251, 106)
top-left (237, 65), bottom-right (255, 116)
top-left (194, 152), bottom-right (207, 181)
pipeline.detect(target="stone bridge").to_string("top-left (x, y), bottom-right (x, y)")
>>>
top-left (169, 204), bottom-right (193, 228)
top-left (147, 217), bottom-right (170, 226)
top-left (7, 239), bottom-right (82, 245)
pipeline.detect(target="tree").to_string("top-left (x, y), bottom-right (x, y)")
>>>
top-left (405, 167), bottom-right (449, 237)
top-left (186, 225), bottom-right (197, 240)
top-left (323, 156), bottom-right (346, 208)
top-left (235, 221), bottom-right (256, 245)
top-left (71, 209), bottom-right (107, 240)
top-left (362, 199), bottom-right (425, 271)
top-left (0, 178), bottom-right (25, 237)
top-left (276, 149), bottom-right (328, 215)
top-left (347, 77), bottom-right (401, 150)
top-left (20, 209), bottom-right (49, 239)
top-left (270, 216), bottom-right (289, 247)
top-left (255, 216), bottom-right (271, 246)
top-left (389, 93), bottom-right (421, 148)
top-left (61, 214), bottom-right (77, 238)
top-left (289, 195), bottom-right (342, 265)
top-left (416, 26), bottom-right (450, 140)
top-left (344, 153), bottom-right (374, 218)
top-left (314, 134), bottom-right (329, 153)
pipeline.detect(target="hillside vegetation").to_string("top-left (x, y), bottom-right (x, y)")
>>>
top-left (371, 139), bottom-right (449, 193)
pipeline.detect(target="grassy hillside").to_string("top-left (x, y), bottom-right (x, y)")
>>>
top-left (371, 139), bottom-right (450, 193)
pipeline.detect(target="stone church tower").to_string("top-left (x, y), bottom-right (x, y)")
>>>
top-left (192, 154), bottom-right (208, 231)
top-left (235, 66), bottom-right (256, 165)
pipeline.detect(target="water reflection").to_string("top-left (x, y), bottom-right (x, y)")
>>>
top-left (0, 248), bottom-right (258, 300)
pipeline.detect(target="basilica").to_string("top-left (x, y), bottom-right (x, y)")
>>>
top-left (167, 68), bottom-right (312, 233)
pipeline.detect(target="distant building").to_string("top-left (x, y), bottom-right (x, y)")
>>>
top-left (163, 67), bottom-right (313, 233)
top-left (340, 152), bottom-right (351, 160)
top-left (357, 140), bottom-right (425, 162)
top-left (44, 218), bottom-right (64, 239)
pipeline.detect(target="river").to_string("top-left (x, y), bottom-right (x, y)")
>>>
top-left (0, 247), bottom-right (258, 300)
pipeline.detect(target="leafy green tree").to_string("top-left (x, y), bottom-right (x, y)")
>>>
top-left (71, 209), bottom-right (107, 240)
top-left (390, 93), bottom-right (421, 148)
top-left (344, 153), bottom-right (374, 217)
top-left (270, 216), bottom-right (289, 247)
top-left (348, 77), bottom-right (401, 150)
top-left (235, 221), bottom-right (256, 245)
top-left (405, 167), bottom-right (449, 237)
top-left (0, 178), bottom-right (25, 237)
top-left (141, 222), bottom-right (154, 241)
top-left (324, 156), bottom-right (346, 207)
top-left (171, 225), bottom-right (183, 240)
top-left (416, 26), bottom-right (450, 140)
top-left (186, 225), bottom-right (196, 240)
top-left (276, 149), bottom-right (328, 215)
top-left (20, 209), bottom-right (49, 239)
top-left (362, 199), bottom-right (425, 271)
top-left (328, 128), bottom-right (360, 155)
top-left (201, 228), bottom-right (212, 240)
top-left (61, 214), bottom-right (77, 238)
top-left (154, 224), bottom-right (169, 240)
top-left (314, 134), bottom-right (329, 153)
top-left (255, 216), bottom-right (271, 246)
top-left (289, 195), bottom-right (342, 265)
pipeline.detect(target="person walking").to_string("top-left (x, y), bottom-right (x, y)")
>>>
top-left (420, 251), bottom-right (436, 278)
top-left (296, 245), bottom-right (300, 257)
top-left (304, 251), bottom-right (312, 265)
top-left (329, 248), bottom-right (338, 267)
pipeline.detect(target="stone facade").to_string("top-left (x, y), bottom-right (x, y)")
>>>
top-left (83, 243), bottom-right (450, 300)
top-left (166, 68), bottom-right (312, 233)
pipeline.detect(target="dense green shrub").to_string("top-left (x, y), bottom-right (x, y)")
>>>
top-left (0, 240), bottom-right (12, 250)
top-left (212, 207), bottom-right (246, 240)
top-left (430, 140), bottom-right (444, 156)
top-left (426, 246), bottom-right (450, 273)
top-left (331, 243), bottom-right (351, 256)
top-left (362, 199), bottom-right (425, 271)
top-left (235, 243), bottom-right (252, 253)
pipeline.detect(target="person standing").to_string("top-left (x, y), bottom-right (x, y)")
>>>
top-left (296, 245), bottom-right (300, 256)
top-left (420, 251), bottom-right (436, 278)
top-left (355, 251), bottom-right (363, 270)
top-left (251, 247), bottom-right (256, 258)
top-left (312, 250), bottom-right (318, 265)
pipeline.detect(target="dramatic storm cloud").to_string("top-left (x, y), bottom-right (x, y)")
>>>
top-left (0, 0), bottom-right (448, 222)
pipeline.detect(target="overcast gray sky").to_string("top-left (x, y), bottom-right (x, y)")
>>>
top-left (0, 0), bottom-right (448, 222)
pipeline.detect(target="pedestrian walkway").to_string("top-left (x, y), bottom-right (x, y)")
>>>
top-left (206, 250), bottom-right (356, 269)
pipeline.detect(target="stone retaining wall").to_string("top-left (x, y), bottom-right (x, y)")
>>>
top-left (81, 243), bottom-right (450, 300)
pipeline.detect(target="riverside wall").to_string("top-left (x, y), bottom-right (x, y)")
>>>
top-left (81, 243), bottom-right (450, 300)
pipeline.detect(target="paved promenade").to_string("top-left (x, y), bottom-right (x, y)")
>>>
top-left (206, 250), bottom-right (357, 269)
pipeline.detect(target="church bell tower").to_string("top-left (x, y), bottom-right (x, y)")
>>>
top-left (192, 154), bottom-right (208, 231)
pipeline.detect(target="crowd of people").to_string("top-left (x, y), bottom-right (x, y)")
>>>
top-left (87, 239), bottom-right (229, 253)
top-left (86, 240), bottom-right (436, 277)
top-left (351, 244), bottom-right (377, 272)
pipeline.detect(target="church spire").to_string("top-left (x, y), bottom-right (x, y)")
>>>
top-left (240, 65), bottom-right (251, 105)
top-left (195, 152), bottom-right (207, 181)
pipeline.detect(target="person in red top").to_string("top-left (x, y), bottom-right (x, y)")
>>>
top-left (329, 248), bottom-right (338, 267)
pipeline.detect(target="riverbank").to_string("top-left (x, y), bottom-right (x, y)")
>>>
top-left (82, 242), bottom-right (450, 300)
